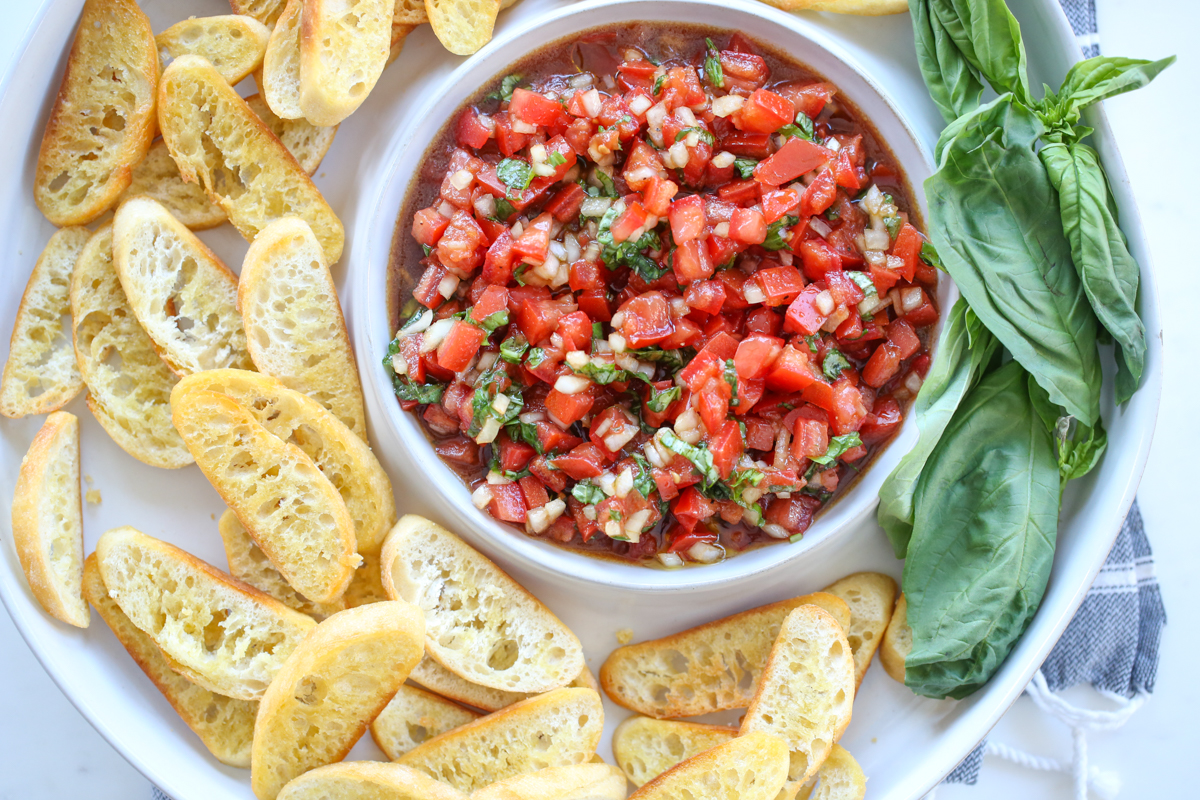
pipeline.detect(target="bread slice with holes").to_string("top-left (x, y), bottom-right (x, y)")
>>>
top-left (172, 389), bottom-right (358, 604)
top-left (879, 592), bottom-right (911, 684)
top-left (299, 0), bottom-right (393, 126)
top-left (0, 227), bottom-right (90, 418)
top-left (425, 0), bottom-right (500, 55)
top-left (96, 526), bottom-right (316, 700)
top-left (471, 764), bottom-right (628, 800)
top-left (262, 0), bottom-right (304, 120)
top-left (628, 730), bottom-right (788, 800)
top-left (397, 687), bottom-right (603, 793)
top-left (344, 551), bottom-right (389, 607)
top-left (612, 717), bottom-right (737, 788)
top-left (70, 225), bottom-right (192, 469)
top-left (740, 606), bottom-right (856, 792)
top-left (173, 369), bottom-right (395, 554)
top-left (408, 656), bottom-right (598, 714)
top-left (371, 684), bottom-right (481, 760)
top-left (599, 592), bottom-right (850, 719)
top-left (82, 554), bottom-right (257, 767)
top-left (823, 572), bottom-right (897, 692)
top-left (120, 141), bottom-right (227, 230)
top-left (277, 762), bottom-right (468, 800)
top-left (11, 412), bottom-right (87, 628)
top-left (33, 0), bottom-right (157, 225)
top-left (251, 601), bottom-right (426, 800)
top-left (381, 515), bottom-right (584, 694)
top-left (158, 55), bottom-right (344, 264)
top-left (156, 15), bottom-right (270, 86)
top-left (795, 745), bottom-right (865, 800)
top-left (240, 217), bottom-right (366, 436)
top-left (218, 509), bottom-right (346, 619)
top-left (230, 0), bottom-right (289, 27)
top-left (113, 196), bottom-right (252, 375)
top-left (245, 95), bottom-right (336, 176)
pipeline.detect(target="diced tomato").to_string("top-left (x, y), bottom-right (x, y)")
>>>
top-left (775, 81), bottom-right (837, 118)
top-left (792, 417), bottom-right (829, 461)
top-left (901, 289), bottom-right (939, 327)
top-left (869, 261), bottom-right (902, 294)
top-left (455, 107), bottom-right (491, 149)
top-left (719, 179), bottom-right (761, 206)
top-left (708, 419), bottom-right (743, 479)
top-left (887, 318), bottom-right (921, 359)
top-left (766, 345), bottom-right (820, 392)
top-left (719, 49), bottom-right (769, 92)
top-left (672, 487), bottom-right (716, 531)
top-left (413, 263), bottom-right (447, 309)
top-left (799, 238), bottom-right (842, 281)
top-left (545, 183), bottom-right (587, 222)
top-left (496, 434), bottom-right (535, 473)
top-left (512, 212), bottom-right (554, 263)
top-left (725, 207), bottom-right (765, 245)
top-left (684, 280), bottom-right (726, 316)
top-left (755, 138), bottom-right (832, 186)
top-left (720, 132), bottom-right (773, 159)
top-left (577, 288), bottom-right (613, 322)
top-left (784, 284), bottom-right (828, 336)
top-left (569, 260), bottom-right (605, 292)
top-left (535, 420), bottom-right (580, 455)
top-left (800, 169), bottom-right (838, 216)
top-left (760, 188), bottom-right (800, 224)
top-left (756, 266), bottom-right (805, 307)
top-left (745, 306), bottom-right (783, 336)
top-left (662, 65), bottom-right (706, 109)
top-left (618, 59), bottom-right (658, 92)
top-left (829, 377), bottom-right (868, 434)
top-left (518, 475), bottom-right (551, 509)
top-left (611, 200), bottom-right (649, 244)
top-left (412, 208), bottom-right (450, 248)
top-left (745, 417), bottom-right (775, 451)
top-left (643, 176), bottom-right (679, 217)
top-left (510, 88), bottom-right (566, 128)
top-left (735, 333), bottom-right (784, 380)
top-left (735, 88), bottom-right (794, 133)
top-left (470, 284), bottom-right (509, 323)
top-left (673, 239), bottom-right (714, 283)
top-left (492, 112), bottom-right (528, 156)
top-left (668, 194), bottom-right (705, 243)
top-left (558, 311), bottom-right (593, 352)
top-left (763, 495), bottom-right (820, 534)
top-left (437, 210), bottom-right (486, 273)
top-left (623, 140), bottom-right (663, 191)
top-left (891, 223), bottom-right (922, 281)
top-left (834, 147), bottom-right (864, 191)
top-left (546, 387), bottom-right (595, 427)
top-left (825, 270), bottom-right (864, 306)
top-left (516, 297), bottom-right (564, 344)
top-left (552, 442), bottom-right (606, 479)
top-left (620, 292), bottom-right (674, 348)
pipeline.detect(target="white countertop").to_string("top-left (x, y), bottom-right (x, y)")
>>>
top-left (0, 1), bottom-right (1195, 797)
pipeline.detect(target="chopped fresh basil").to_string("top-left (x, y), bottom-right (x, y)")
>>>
top-left (724, 359), bottom-right (739, 407)
top-left (526, 347), bottom-right (548, 369)
top-left (804, 334), bottom-right (820, 353)
top-left (597, 205), bottom-right (669, 281)
top-left (397, 308), bottom-right (432, 334)
top-left (570, 358), bottom-right (623, 385)
top-left (593, 168), bottom-right (619, 198)
top-left (499, 334), bottom-right (528, 364)
top-left (468, 308), bottom-right (509, 333)
top-left (512, 263), bottom-right (528, 285)
top-left (653, 73), bottom-right (666, 95)
top-left (609, 508), bottom-right (623, 521)
top-left (704, 38), bottom-right (724, 88)
top-left (810, 432), bottom-right (862, 466)
top-left (547, 151), bottom-right (567, 167)
top-left (468, 376), bottom-right (524, 438)
top-left (823, 348), bottom-right (852, 381)
top-left (421, 243), bottom-right (433, 256)
top-left (674, 127), bottom-right (716, 146)
top-left (884, 214), bottom-right (903, 240)
top-left (496, 158), bottom-right (533, 194)
top-left (592, 322), bottom-right (604, 340)
top-left (647, 384), bottom-right (681, 413)
top-left (571, 479), bottom-right (606, 505)
top-left (384, 341), bottom-right (445, 403)
top-left (779, 113), bottom-right (815, 143)
top-left (919, 240), bottom-right (944, 270)
top-left (488, 454), bottom-right (531, 482)
top-left (488, 74), bottom-right (523, 103)
top-left (631, 346), bottom-right (691, 374)
top-left (825, 205), bottom-right (841, 222)
top-left (631, 453), bottom-right (656, 498)
top-left (848, 270), bottom-right (878, 299)
top-left (505, 420), bottom-right (543, 454)
top-left (734, 157), bottom-right (758, 179)
top-left (789, 532), bottom-right (804, 543)
top-left (762, 215), bottom-right (798, 251)
top-left (493, 197), bottom-right (516, 220)
top-left (659, 430), bottom-right (720, 485)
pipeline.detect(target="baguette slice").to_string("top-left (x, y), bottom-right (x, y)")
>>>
top-left (409, 656), bottom-right (598, 714)
top-left (471, 764), bottom-right (628, 800)
top-left (173, 369), bottom-right (394, 554)
top-left (823, 572), bottom-right (897, 691)
top-left (251, 601), bottom-right (426, 800)
top-left (33, 0), bottom-right (157, 225)
top-left (425, 0), bottom-right (500, 56)
top-left (262, 0), bottom-right (304, 120)
top-left (795, 745), bottom-right (866, 800)
top-left (0, 227), bottom-right (89, 418)
top-left (172, 389), bottom-right (358, 604)
top-left (344, 551), bottom-right (390, 607)
top-left (158, 55), bottom-right (344, 264)
top-left (393, 0), bottom-right (519, 26)
top-left (612, 717), bottom-right (737, 788)
top-left (371, 684), bottom-right (481, 760)
top-left (230, 0), bottom-right (289, 27)
top-left (11, 412), bottom-right (87, 627)
top-left (628, 731), bottom-right (789, 800)
top-left (95, 526), bottom-right (316, 700)
top-left (218, 509), bottom-right (346, 619)
top-left (879, 592), bottom-right (911, 684)
top-left (240, 217), bottom-right (367, 436)
top-left (113, 196), bottom-right (252, 375)
top-left (599, 593), bottom-right (850, 718)
top-left (245, 94), bottom-right (337, 176)
top-left (381, 515), bottom-right (584, 694)
top-left (299, 0), bottom-right (393, 126)
top-left (70, 225), bottom-right (192, 469)
top-left (82, 555), bottom-right (257, 767)
top-left (397, 687), bottom-right (604, 794)
top-left (740, 607), bottom-right (856, 791)
top-left (120, 141), bottom-right (227, 230)
top-left (277, 762), bottom-right (468, 800)
top-left (157, 15), bottom-right (270, 86)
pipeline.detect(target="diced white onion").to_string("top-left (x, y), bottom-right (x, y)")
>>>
top-left (658, 552), bottom-right (685, 568)
top-left (762, 523), bottom-right (792, 540)
top-left (449, 169), bottom-right (473, 191)
top-left (666, 141), bottom-right (689, 169)
top-left (584, 241), bottom-right (601, 262)
top-left (744, 282), bottom-right (767, 305)
top-left (809, 216), bottom-right (833, 239)
top-left (549, 241), bottom-right (568, 261)
top-left (473, 193), bottom-right (497, 219)
top-left (580, 196), bottom-right (613, 218)
top-left (688, 542), bottom-right (724, 563)
top-left (669, 297), bottom-right (690, 316)
top-left (565, 350), bottom-right (590, 369)
top-left (711, 150), bottom-right (736, 168)
top-left (863, 249), bottom-right (886, 268)
top-left (534, 252), bottom-right (559, 278)
top-left (860, 293), bottom-right (890, 316)
top-left (714, 221), bottom-right (730, 238)
top-left (592, 416), bottom-right (614, 440)
top-left (862, 185), bottom-right (885, 216)
top-left (437, 200), bottom-right (455, 217)
top-left (645, 102), bottom-right (668, 146)
top-left (582, 505), bottom-right (598, 521)
top-left (710, 94), bottom-right (745, 117)
top-left (475, 416), bottom-right (502, 445)
top-left (569, 72), bottom-right (594, 89)
top-left (397, 309), bottom-right (433, 337)
top-left (581, 88), bottom-right (602, 118)
top-left (602, 73), bottom-right (616, 90)
top-left (629, 94), bottom-right (653, 116)
top-left (526, 506), bottom-right (550, 534)
top-left (491, 394), bottom-right (510, 415)
top-left (598, 472), bottom-right (617, 496)
top-left (554, 374), bottom-right (591, 395)
top-left (901, 287), bottom-right (924, 314)
top-left (390, 353), bottom-right (407, 375)
top-left (675, 106), bottom-right (697, 126)
top-left (475, 352), bottom-right (498, 375)
top-left (778, 250), bottom-right (794, 266)
top-left (625, 508), bottom-right (651, 538)
top-left (674, 408), bottom-right (703, 443)
top-left (608, 332), bottom-right (627, 353)
top-left (614, 468), bottom-right (635, 499)
top-left (905, 371), bottom-right (924, 394)
top-left (471, 486), bottom-right (494, 509)
top-left (815, 290), bottom-right (836, 316)
top-left (545, 498), bottom-right (566, 523)
top-left (742, 486), bottom-right (765, 505)
top-left (822, 306), bottom-right (850, 333)
top-left (611, 311), bottom-right (626, 328)
top-left (510, 116), bottom-right (536, 134)
top-left (605, 520), bottom-right (622, 539)
top-left (864, 228), bottom-right (891, 252)
top-left (419, 318), bottom-right (454, 352)
top-left (685, 131), bottom-right (700, 148)
top-left (437, 274), bottom-right (460, 300)
top-left (643, 441), bottom-right (665, 467)
top-left (626, 165), bottom-right (657, 186)
top-left (564, 233), bottom-right (581, 263)
top-left (606, 426), bottom-right (637, 455)
top-left (825, 137), bottom-right (841, 153)
top-left (486, 469), bottom-right (512, 486)
top-left (519, 411), bottom-right (546, 424)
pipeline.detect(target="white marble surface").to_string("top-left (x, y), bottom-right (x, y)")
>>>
top-left (0, 0), bottom-right (1195, 797)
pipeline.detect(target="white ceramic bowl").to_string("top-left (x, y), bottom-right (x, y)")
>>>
top-left (353, 0), bottom-right (955, 592)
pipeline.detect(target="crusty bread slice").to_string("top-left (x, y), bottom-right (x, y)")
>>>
top-left (156, 15), bottom-right (270, 86)
top-left (628, 731), bottom-right (789, 800)
top-left (70, 225), bottom-right (192, 469)
top-left (0, 227), bottom-right (89, 418)
top-left (344, 551), bottom-right (389, 607)
top-left (113, 196), bottom-right (252, 375)
top-left (158, 55), bottom-right (344, 264)
top-left (794, 745), bottom-right (865, 800)
top-left (33, 0), bottom-right (157, 225)
top-left (879, 592), bottom-right (910, 684)
top-left (251, 601), bottom-right (426, 800)
top-left (599, 593), bottom-right (850, 719)
top-left (240, 217), bottom-right (367, 436)
top-left (823, 572), bottom-right (897, 692)
top-left (471, 764), bottom-right (628, 800)
top-left (172, 389), bottom-right (358, 604)
top-left (398, 687), bottom-right (603, 793)
top-left (218, 509), bottom-right (347, 619)
top-left (277, 762), bottom-right (468, 800)
top-left (741, 607), bottom-right (856, 791)
top-left (262, 0), bottom-right (304, 121)
top-left (11, 412), bottom-right (87, 628)
top-left (371, 684), bottom-right (481, 760)
top-left (95, 526), bottom-right (316, 700)
top-left (245, 95), bottom-right (337, 176)
top-left (230, 0), bottom-right (289, 27)
top-left (392, 0), bottom-right (517, 27)
top-left (612, 717), bottom-right (737, 788)
top-left (299, 0), bottom-right (393, 126)
top-left (424, 0), bottom-right (500, 55)
top-left (173, 369), bottom-right (394, 554)
top-left (120, 140), bottom-right (227, 230)
top-left (381, 515), bottom-right (584, 694)
top-left (82, 555), bottom-right (257, 767)
top-left (409, 656), bottom-right (597, 714)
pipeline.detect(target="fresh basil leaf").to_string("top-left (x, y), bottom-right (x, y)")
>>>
top-left (877, 299), bottom-right (999, 556)
top-left (488, 74), bottom-right (523, 102)
top-left (571, 479), bottom-right (606, 505)
top-left (1040, 141), bottom-right (1145, 405)
top-left (762, 215), bottom-right (798, 251)
top-left (494, 197), bottom-right (516, 220)
top-left (903, 361), bottom-right (1059, 699)
top-left (724, 359), bottom-right (739, 406)
top-left (647, 384), bottom-right (680, 413)
top-left (526, 347), bottom-right (547, 369)
top-left (1057, 55), bottom-right (1174, 116)
top-left (592, 322), bottom-right (604, 340)
top-left (883, 214), bottom-right (902, 240)
top-left (488, 453), bottom-right (531, 482)
top-left (496, 158), bottom-right (533, 193)
top-left (822, 348), bottom-right (852, 381)
top-left (469, 309), bottom-right (509, 333)
top-left (598, 205), bottom-right (669, 281)
top-left (468, 379), bottom-right (524, 438)
top-left (1056, 416), bottom-right (1108, 493)
top-left (631, 453), bottom-right (657, 498)
top-left (594, 169), bottom-right (618, 198)
top-left (547, 151), bottom-right (567, 166)
top-left (387, 360), bottom-right (446, 404)
top-left (927, 0), bottom-right (1030, 103)
top-left (779, 113), bottom-right (815, 143)
top-left (734, 157), bottom-right (758, 179)
top-left (810, 432), bottom-right (862, 467)
top-left (674, 127), bottom-right (716, 145)
top-left (704, 38), bottom-right (723, 88)
top-left (926, 94), bottom-right (1101, 425)
top-left (421, 243), bottom-right (433, 257)
top-left (505, 420), bottom-right (543, 454)
top-left (659, 430), bottom-right (720, 485)
top-left (919, 240), bottom-right (944, 270)
top-left (653, 73), bottom-right (666, 95)
top-left (848, 270), bottom-right (877, 299)
top-left (499, 334), bottom-right (528, 364)
top-left (804, 334), bottom-right (819, 354)
top-left (397, 308), bottom-right (433, 335)
top-left (512, 263), bottom-right (528, 285)
top-left (570, 358), bottom-right (624, 385)
top-left (909, 0), bottom-right (985, 122)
